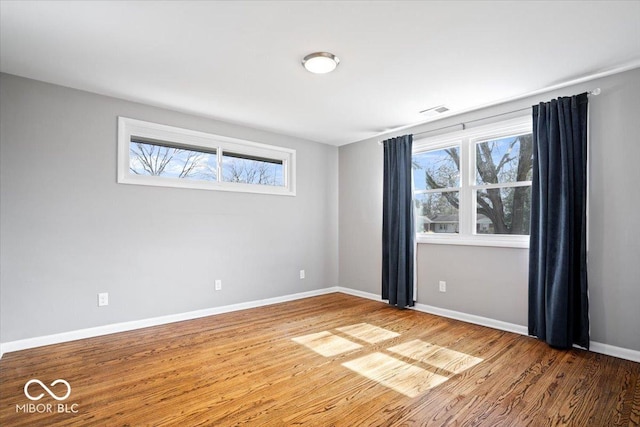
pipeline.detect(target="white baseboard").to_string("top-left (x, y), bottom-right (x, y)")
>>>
top-left (412, 302), bottom-right (529, 336)
top-left (335, 286), bottom-right (382, 301)
top-left (2, 286), bottom-right (639, 364)
top-left (0, 287), bottom-right (339, 358)
top-left (337, 287), bottom-right (526, 334)
top-left (335, 287), bottom-right (640, 363)
top-left (590, 341), bottom-right (640, 363)
top-left (413, 302), bottom-right (640, 363)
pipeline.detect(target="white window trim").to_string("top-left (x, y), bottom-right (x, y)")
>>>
top-left (414, 115), bottom-right (532, 249)
top-left (117, 117), bottom-right (296, 196)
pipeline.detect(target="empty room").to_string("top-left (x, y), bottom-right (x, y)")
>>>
top-left (1, 1), bottom-right (639, 426)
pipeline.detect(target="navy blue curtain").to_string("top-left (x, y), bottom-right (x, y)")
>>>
top-left (529, 93), bottom-right (589, 349)
top-left (382, 134), bottom-right (415, 308)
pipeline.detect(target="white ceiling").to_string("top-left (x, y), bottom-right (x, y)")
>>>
top-left (1, 1), bottom-right (639, 146)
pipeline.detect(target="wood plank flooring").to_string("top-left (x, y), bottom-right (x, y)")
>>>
top-left (1, 293), bottom-right (638, 426)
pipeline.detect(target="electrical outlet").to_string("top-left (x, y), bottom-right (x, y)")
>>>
top-left (439, 281), bottom-right (447, 293)
top-left (215, 280), bottom-right (222, 291)
top-left (98, 292), bottom-right (109, 306)
top-left (299, 270), bottom-right (305, 279)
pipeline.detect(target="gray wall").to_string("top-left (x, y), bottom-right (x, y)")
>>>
top-left (339, 67), bottom-right (640, 352)
top-left (0, 73), bottom-right (339, 343)
top-left (2, 68), bottom-right (639, 353)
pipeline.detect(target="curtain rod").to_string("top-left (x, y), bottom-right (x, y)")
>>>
top-left (378, 88), bottom-right (601, 145)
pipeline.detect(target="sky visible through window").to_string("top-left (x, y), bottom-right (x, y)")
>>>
top-left (129, 142), bottom-right (284, 186)
top-left (129, 141), bottom-right (217, 181)
top-left (476, 135), bottom-right (532, 184)
top-left (412, 147), bottom-right (460, 191)
top-left (222, 155), bottom-right (284, 186)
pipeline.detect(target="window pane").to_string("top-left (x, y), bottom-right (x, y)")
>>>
top-left (129, 140), bottom-right (217, 181)
top-left (414, 192), bottom-right (459, 233)
top-left (413, 146), bottom-right (460, 191)
top-left (476, 186), bottom-right (531, 235)
top-left (222, 153), bottom-right (284, 186)
top-left (476, 134), bottom-right (533, 185)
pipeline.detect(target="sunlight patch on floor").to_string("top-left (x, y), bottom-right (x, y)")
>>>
top-left (291, 331), bottom-right (362, 357)
top-left (342, 352), bottom-right (448, 398)
top-left (336, 323), bottom-right (400, 344)
top-left (292, 324), bottom-right (484, 398)
top-left (388, 339), bottom-right (484, 374)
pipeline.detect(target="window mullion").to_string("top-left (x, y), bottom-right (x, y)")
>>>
top-left (216, 146), bottom-right (223, 183)
top-left (415, 188), bottom-right (459, 195)
top-left (474, 181), bottom-right (532, 191)
top-left (458, 137), bottom-right (473, 235)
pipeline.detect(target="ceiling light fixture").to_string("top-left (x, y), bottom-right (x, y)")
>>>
top-left (302, 52), bottom-right (340, 74)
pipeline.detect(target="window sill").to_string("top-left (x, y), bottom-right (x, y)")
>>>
top-left (416, 234), bottom-right (529, 249)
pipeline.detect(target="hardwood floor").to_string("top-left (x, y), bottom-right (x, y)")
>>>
top-left (1, 293), bottom-right (638, 426)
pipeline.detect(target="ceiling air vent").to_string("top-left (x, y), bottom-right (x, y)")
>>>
top-left (419, 105), bottom-right (450, 117)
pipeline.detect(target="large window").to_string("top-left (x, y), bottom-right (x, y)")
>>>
top-left (413, 116), bottom-right (532, 247)
top-left (118, 117), bottom-right (295, 196)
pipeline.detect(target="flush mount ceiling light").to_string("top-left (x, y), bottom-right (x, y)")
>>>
top-left (302, 52), bottom-right (340, 74)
